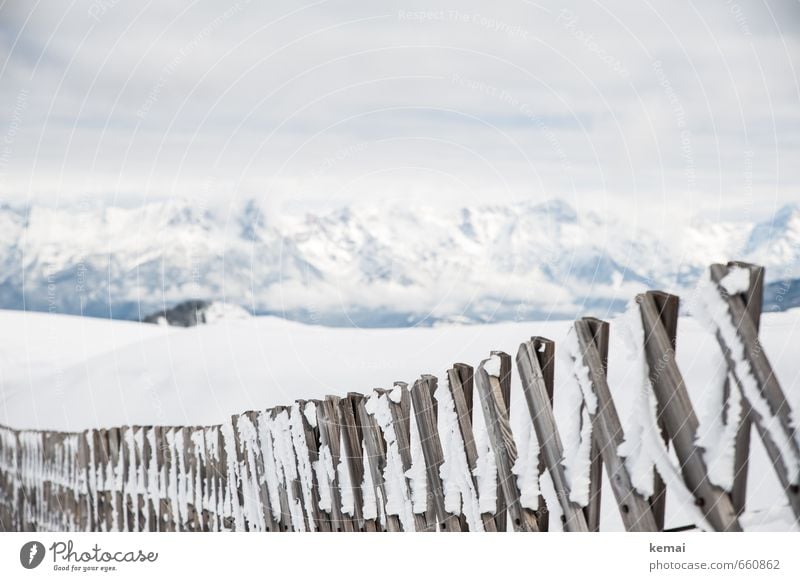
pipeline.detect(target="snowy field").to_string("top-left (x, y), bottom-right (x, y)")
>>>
top-left (1, 307), bottom-right (799, 531)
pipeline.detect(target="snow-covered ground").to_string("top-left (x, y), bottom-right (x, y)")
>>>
top-left (1, 307), bottom-right (799, 531)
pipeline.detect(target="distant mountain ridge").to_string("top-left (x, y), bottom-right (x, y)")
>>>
top-left (0, 198), bottom-right (797, 326)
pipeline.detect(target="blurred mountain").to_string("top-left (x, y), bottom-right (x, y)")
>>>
top-left (0, 198), bottom-right (797, 326)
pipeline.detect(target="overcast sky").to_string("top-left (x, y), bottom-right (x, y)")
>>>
top-left (0, 0), bottom-right (798, 222)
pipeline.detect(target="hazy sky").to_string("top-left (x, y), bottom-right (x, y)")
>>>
top-left (1, 0), bottom-right (798, 221)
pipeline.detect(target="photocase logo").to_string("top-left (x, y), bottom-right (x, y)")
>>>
top-left (20, 541), bottom-right (46, 569)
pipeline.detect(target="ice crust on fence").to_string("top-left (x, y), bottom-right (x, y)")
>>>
top-left (365, 391), bottom-right (416, 530)
top-left (337, 431), bottom-right (355, 516)
top-left (360, 438), bottom-right (379, 521)
top-left (694, 347), bottom-right (741, 490)
top-left (692, 270), bottom-right (800, 486)
top-left (617, 303), bottom-right (713, 530)
top-left (471, 383), bottom-right (498, 514)
top-left (290, 403), bottom-right (317, 530)
top-left (406, 394), bottom-right (428, 514)
top-left (557, 331), bottom-right (596, 507)
top-left (435, 377), bottom-right (484, 530)
top-left (510, 413), bottom-right (540, 511)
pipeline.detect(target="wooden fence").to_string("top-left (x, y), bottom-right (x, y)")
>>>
top-left (1, 262), bottom-right (798, 532)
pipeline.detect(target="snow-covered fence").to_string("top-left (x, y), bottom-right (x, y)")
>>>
top-left (1, 261), bottom-right (798, 532)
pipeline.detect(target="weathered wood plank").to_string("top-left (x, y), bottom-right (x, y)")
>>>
top-left (356, 395), bottom-right (402, 531)
top-left (574, 319), bottom-right (658, 532)
top-left (316, 398), bottom-right (355, 532)
top-left (647, 291), bottom-right (676, 531)
top-left (708, 265), bottom-right (800, 520)
top-left (490, 351), bottom-right (511, 531)
top-left (475, 354), bottom-right (540, 532)
top-left (384, 385), bottom-right (429, 532)
top-left (639, 291), bottom-right (741, 531)
top-left (580, 319), bottom-right (606, 532)
top-left (291, 401), bottom-right (330, 532)
top-left (724, 261), bottom-right (762, 516)
top-left (529, 338), bottom-right (554, 531)
top-left (337, 395), bottom-right (378, 531)
top-left (516, 339), bottom-right (589, 532)
top-left (410, 375), bottom-right (462, 531)
top-left (445, 366), bottom-right (497, 532)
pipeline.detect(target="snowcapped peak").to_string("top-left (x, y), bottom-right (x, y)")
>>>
top-left (526, 198), bottom-right (579, 222)
top-left (744, 203), bottom-right (800, 257)
top-left (1, 197), bottom-right (798, 325)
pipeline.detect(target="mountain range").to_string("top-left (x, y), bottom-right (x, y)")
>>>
top-left (0, 198), bottom-right (797, 326)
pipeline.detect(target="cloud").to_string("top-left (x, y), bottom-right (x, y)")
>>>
top-left (0, 0), bottom-right (798, 223)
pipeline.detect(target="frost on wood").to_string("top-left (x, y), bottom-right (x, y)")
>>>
top-left (303, 401), bottom-right (317, 428)
top-left (406, 397), bottom-right (428, 515)
top-left (289, 403), bottom-right (317, 530)
top-left (365, 392), bottom-right (416, 531)
top-left (617, 303), bottom-right (713, 531)
top-left (235, 415), bottom-right (267, 531)
top-left (539, 468), bottom-right (564, 531)
top-left (434, 381), bottom-right (484, 530)
top-left (471, 387), bottom-right (498, 514)
top-left (315, 444), bottom-right (335, 513)
top-left (267, 410), bottom-right (306, 530)
top-left (719, 266), bottom-right (751, 295)
top-left (482, 354), bottom-right (502, 378)
top-left (694, 347), bottom-right (741, 490)
top-left (691, 271), bottom-right (800, 486)
top-left (360, 438), bottom-right (379, 521)
top-left (337, 432), bottom-right (355, 516)
top-left (510, 413), bottom-right (540, 511)
top-left (556, 331), bottom-right (596, 507)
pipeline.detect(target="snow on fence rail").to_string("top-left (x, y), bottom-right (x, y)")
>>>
top-left (1, 262), bottom-right (798, 532)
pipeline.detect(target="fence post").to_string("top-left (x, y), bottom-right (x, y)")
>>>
top-left (517, 339), bottom-right (589, 532)
top-left (489, 351), bottom-right (511, 531)
top-left (292, 400), bottom-right (330, 532)
top-left (337, 394), bottom-right (378, 532)
top-left (638, 291), bottom-right (741, 531)
top-left (529, 339), bottom-right (555, 531)
top-left (708, 264), bottom-right (800, 520)
top-left (580, 318), bottom-right (606, 532)
top-left (574, 319), bottom-right (658, 531)
top-left (647, 292), bottom-right (676, 530)
top-left (475, 354), bottom-right (540, 532)
top-left (384, 384), bottom-right (429, 532)
top-left (719, 262), bottom-right (763, 515)
top-left (410, 375), bottom-right (462, 531)
top-left (356, 395), bottom-right (402, 531)
top-left (445, 365), bottom-right (498, 532)
top-left (316, 397), bottom-right (355, 532)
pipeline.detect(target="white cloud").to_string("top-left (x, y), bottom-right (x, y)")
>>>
top-left (0, 0), bottom-right (798, 222)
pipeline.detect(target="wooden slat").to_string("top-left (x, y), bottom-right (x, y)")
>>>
top-left (410, 375), bottom-right (461, 531)
top-left (725, 261), bottom-right (762, 515)
top-left (708, 264), bottom-right (800, 520)
top-left (446, 366), bottom-right (497, 532)
top-left (384, 385), bottom-right (428, 532)
top-left (292, 401), bottom-right (330, 532)
top-left (647, 291), bottom-right (676, 531)
top-left (638, 291), bottom-right (741, 531)
top-left (490, 351), bottom-right (511, 531)
top-left (574, 319), bottom-right (658, 531)
top-left (530, 338), bottom-right (554, 531)
top-left (475, 355), bottom-right (540, 532)
top-left (580, 319), bottom-right (606, 532)
top-left (516, 339), bottom-right (589, 532)
top-left (337, 395), bottom-right (378, 532)
top-left (356, 396), bottom-right (402, 531)
top-left (316, 398), bottom-right (355, 532)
